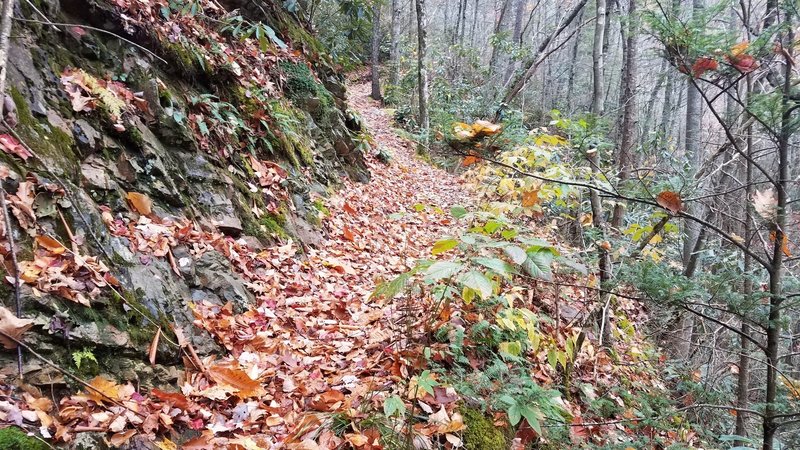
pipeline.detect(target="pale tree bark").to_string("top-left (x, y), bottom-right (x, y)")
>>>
top-left (565, 10), bottom-right (584, 111)
top-left (503, 0), bottom-right (526, 84)
top-left (389, 0), bottom-right (401, 88)
top-left (674, 0), bottom-right (704, 362)
top-left (488, 0), bottom-right (512, 78)
top-left (414, 0), bottom-right (429, 136)
top-left (0, 0), bottom-right (16, 116)
top-left (610, 0), bottom-right (637, 228)
top-left (589, 0), bottom-right (612, 346)
top-left (370, 0), bottom-right (383, 101)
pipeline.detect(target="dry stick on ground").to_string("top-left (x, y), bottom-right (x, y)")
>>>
top-left (0, 328), bottom-right (150, 419)
top-left (0, 188), bottom-right (23, 377)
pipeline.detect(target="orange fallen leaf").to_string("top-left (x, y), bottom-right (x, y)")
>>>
top-left (343, 202), bottom-right (357, 215)
top-left (521, 189), bottom-right (539, 207)
top-left (343, 226), bottom-right (355, 242)
top-left (207, 364), bottom-right (266, 399)
top-left (461, 155), bottom-right (479, 166)
top-left (86, 376), bottom-right (121, 404)
top-left (35, 235), bottom-right (67, 255)
top-left (109, 430), bottom-right (137, 447)
top-left (126, 192), bottom-right (152, 215)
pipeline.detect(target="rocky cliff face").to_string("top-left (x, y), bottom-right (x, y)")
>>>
top-left (0, 0), bottom-right (368, 433)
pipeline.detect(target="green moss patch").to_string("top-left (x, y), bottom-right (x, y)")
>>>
top-left (0, 427), bottom-right (49, 450)
top-left (461, 407), bottom-right (509, 450)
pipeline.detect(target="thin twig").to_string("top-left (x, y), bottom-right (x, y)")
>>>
top-left (0, 188), bottom-right (23, 377)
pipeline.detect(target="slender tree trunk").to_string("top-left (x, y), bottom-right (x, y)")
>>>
top-left (470, 0), bottom-right (479, 46)
top-left (611, 0), bottom-right (637, 228)
top-left (0, 0), bottom-right (16, 114)
top-left (414, 0), bottom-right (429, 137)
top-left (734, 73), bottom-right (753, 447)
top-left (389, 0), bottom-right (401, 88)
top-left (503, 0), bottom-right (526, 83)
top-left (565, 11), bottom-right (584, 112)
top-left (589, 0), bottom-right (612, 345)
top-left (763, 26), bottom-right (792, 450)
top-left (488, 0), bottom-right (512, 78)
top-left (370, 0), bottom-right (383, 101)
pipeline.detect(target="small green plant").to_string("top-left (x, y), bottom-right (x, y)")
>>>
top-left (72, 347), bottom-right (98, 369)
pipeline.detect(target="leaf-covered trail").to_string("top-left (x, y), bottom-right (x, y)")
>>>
top-left (189, 79), bottom-right (475, 444)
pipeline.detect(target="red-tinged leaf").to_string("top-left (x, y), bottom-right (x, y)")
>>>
top-left (727, 53), bottom-right (758, 73)
top-left (656, 191), bottom-right (683, 213)
top-left (343, 202), bottom-right (357, 215)
top-left (691, 57), bottom-right (718, 78)
top-left (343, 225), bottom-right (355, 241)
top-left (0, 134), bottom-right (33, 161)
top-left (151, 388), bottom-right (194, 411)
top-left (181, 431), bottom-right (214, 450)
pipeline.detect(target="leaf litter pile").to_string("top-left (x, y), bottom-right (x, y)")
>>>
top-left (0, 80), bottom-right (690, 448)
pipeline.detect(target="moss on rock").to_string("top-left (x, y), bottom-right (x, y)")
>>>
top-left (461, 407), bottom-right (508, 450)
top-left (0, 427), bottom-right (49, 450)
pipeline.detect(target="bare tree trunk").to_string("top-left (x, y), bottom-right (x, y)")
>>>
top-left (389, 0), bottom-right (402, 88)
top-left (0, 0), bottom-right (16, 115)
top-left (414, 0), bottom-right (429, 137)
top-left (470, 0), bottom-right (479, 46)
top-left (763, 27), bottom-right (792, 450)
top-left (370, 0), bottom-right (383, 101)
top-left (488, 0), bottom-right (512, 78)
top-left (589, 0), bottom-right (612, 346)
top-left (503, 0), bottom-right (526, 83)
top-left (565, 10), bottom-right (584, 112)
top-left (611, 0), bottom-right (637, 228)
top-left (735, 73), bottom-right (753, 447)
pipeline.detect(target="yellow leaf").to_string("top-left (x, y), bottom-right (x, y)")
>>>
top-left (155, 438), bottom-right (178, 450)
top-left (86, 376), bottom-right (121, 404)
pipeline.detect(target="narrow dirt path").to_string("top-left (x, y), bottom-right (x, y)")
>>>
top-left (191, 79), bottom-right (476, 444)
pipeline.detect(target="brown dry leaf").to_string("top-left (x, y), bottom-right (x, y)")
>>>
top-left (109, 430), bottom-right (137, 447)
top-left (656, 191), bottom-right (683, 214)
top-left (35, 235), bottom-right (67, 255)
top-left (521, 189), bottom-right (539, 207)
top-left (207, 364), bottom-right (266, 398)
top-left (86, 376), bottom-right (121, 404)
top-left (0, 306), bottom-right (34, 349)
top-left (471, 120), bottom-right (502, 138)
top-left (148, 327), bottom-right (161, 366)
top-left (126, 192), bottom-right (152, 215)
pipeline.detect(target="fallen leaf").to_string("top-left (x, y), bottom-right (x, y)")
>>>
top-left (521, 189), bottom-right (539, 207)
top-left (126, 192), bottom-right (152, 215)
top-left (0, 306), bottom-right (34, 349)
top-left (207, 364), bottom-right (266, 398)
top-left (0, 134), bottom-right (33, 161)
top-left (35, 235), bottom-right (67, 255)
